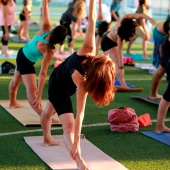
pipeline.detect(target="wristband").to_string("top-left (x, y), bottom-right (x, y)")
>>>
top-left (119, 66), bottom-right (124, 69)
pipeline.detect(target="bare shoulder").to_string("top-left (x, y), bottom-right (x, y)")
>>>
top-left (37, 42), bottom-right (48, 54)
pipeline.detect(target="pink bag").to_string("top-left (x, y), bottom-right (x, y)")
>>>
top-left (108, 107), bottom-right (139, 132)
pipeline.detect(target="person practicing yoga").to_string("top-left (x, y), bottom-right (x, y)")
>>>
top-left (149, 20), bottom-right (170, 100)
top-left (126, 0), bottom-right (151, 59)
top-left (59, 0), bottom-right (86, 55)
top-left (154, 37), bottom-right (170, 133)
top-left (18, 0), bottom-right (32, 41)
top-left (0, 0), bottom-right (16, 57)
top-left (95, 0), bottom-right (109, 55)
top-left (101, 13), bottom-right (156, 88)
top-left (40, 0), bottom-right (116, 169)
top-left (9, 0), bottom-right (67, 118)
top-left (110, 0), bottom-right (123, 24)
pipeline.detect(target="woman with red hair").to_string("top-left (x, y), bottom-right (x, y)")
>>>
top-left (41, 0), bottom-right (116, 169)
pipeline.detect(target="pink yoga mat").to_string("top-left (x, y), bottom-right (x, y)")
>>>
top-left (24, 135), bottom-right (128, 170)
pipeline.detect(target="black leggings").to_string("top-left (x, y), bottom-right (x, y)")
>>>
top-left (163, 60), bottom-right (170, 102)
top-left (1, 26), bottom-right (11, 45)
top-left (60, 20), bottom-right (72, 46)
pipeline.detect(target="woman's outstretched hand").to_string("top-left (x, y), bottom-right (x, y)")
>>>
top-left (70, 142), bottom-right (80, 160)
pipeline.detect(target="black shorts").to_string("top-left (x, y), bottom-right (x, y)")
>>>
top-left (48, 70), bottom-right (73, 116)
top-left (19, 13), bottom-right (26, 21)
top-left (160, 39), bottom-right (170, 68)
top-left (16, 48), bottom-right (35, 75)
top-left (163, 60), bottom-right (170, 101)
top-left (101, 34), bottom-right (117, 51)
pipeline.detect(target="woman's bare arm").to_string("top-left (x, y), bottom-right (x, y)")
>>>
top-left (124, 13), bottom-right (157, 25)
top-left (97, 0), bottom-right (103, 21)
top-left (38, 0), bottom-right (52, 33)
top-left (77, 0), bottom-right (96, 56)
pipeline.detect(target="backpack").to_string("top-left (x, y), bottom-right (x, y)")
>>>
top-left (2, 61), bottom-right (15, 74)
top-left (108, 107), bottom-right (139, 132)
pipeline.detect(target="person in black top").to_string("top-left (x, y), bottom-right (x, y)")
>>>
top-left (154, 37), bottom-right (170, 134)
top-left (149, 20), bottom-right (170, 100)
top-left (59, 0), bottom-right (86, 55)
top-left (41, 0), bottom-right (116, 169)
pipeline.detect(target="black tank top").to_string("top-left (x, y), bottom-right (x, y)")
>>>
top-left (163, 20), bottom-right (170, 35)
top-left (51, 51), bottom-right (86, 95)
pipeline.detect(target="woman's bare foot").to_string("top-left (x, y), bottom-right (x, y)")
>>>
top-left (52, 118), bottom-right (60, 124)
top-left (154, 125), bottom-right (170, 133)
top-left (142, 55), bottom-right (149, 59)
top-left (148, 94), bottom-right (162, 100)
top-left (78, 159), bottom-right (89, 170)
top-left (42, 137), bottom-right (63, 146)
top-left (9, 102), bottom-right (25, 109)
top-left (126, 51), bottom-right (134, 55)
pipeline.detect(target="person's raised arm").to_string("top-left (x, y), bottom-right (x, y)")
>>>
top-left (77, 0), bottom-right (96, 56)
top-left (40, 0), bottom-right (51, 31)
top-left (124, 13), bottom-right (157, 26)
top-left (97, 0), bottom-right (103, 21)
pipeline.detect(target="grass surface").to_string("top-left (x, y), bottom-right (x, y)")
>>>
top-left (0, 3), bottom-right (170, 170)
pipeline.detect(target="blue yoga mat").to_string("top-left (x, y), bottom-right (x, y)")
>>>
top-left (123, 53), bottom-right (152, 61)
top-left (10, 37), bottom-right (28, 43)
top-left (114, 80), bottom-right (135, 88)
top-left (141, 131), bottom-right (170, 146)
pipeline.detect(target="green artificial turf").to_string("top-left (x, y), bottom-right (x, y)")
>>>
top-left (0, 2), bottom-right (170, 170)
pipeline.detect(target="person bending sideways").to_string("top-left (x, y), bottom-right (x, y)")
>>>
top-left (101, 13), bottom-right (156, 88)
top-left (154, 39), bottom-right (170, 133)
top-left (9, 0), bottom-right (67, 120)
top-left (40, 0), bottom-right (116, 169)
top-left (95, 0), bottom-right (110, 55)
top-left (149, 20), bottom-right (170, 100)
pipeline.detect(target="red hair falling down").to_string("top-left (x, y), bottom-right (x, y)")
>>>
top-left (84, 56), bottom-right (116, 107)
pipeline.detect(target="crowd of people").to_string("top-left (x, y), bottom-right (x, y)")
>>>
top-left (0, 0), bottom-right (170, 169)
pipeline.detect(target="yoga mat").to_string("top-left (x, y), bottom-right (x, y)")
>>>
top-left (0, 100), bottom-right (60, 126)
top-left (141, 131), bottom-right (170, 146)
top-left (24, 135), bottom-right (128, 170)
top-left (10, 37), bottom-right (28, 43)
top-left (123, 53), bottom-right (152, 61)
top-left (134, 39), bottom-right (154, 44)
top-left (130, 96), bottom-right (160, 105)
top-left (0, 50), bottom-right (17, 59)
top-left (114, 80), bottom-right (135, 88)
top-left (0, 31), bottom-right (15, 37)
top-left (54, 51), bottom-right (69, 59)
top-left (0, 54), bottom-right (16, 59)
top-left (135, 63), bottom-right (155, 70)
top-left (116, 87), bottom-right (143, 92)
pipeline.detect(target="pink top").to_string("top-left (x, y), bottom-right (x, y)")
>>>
top-left (0, 0), bottom-right (16, 26)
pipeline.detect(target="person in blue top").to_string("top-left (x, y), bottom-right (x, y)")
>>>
top-left (95, 0), bottom-right (109, 55)
top-left (8, 0), bottom-right (67, 119)
top-left (40, 0), bottom-right (116, 169)
top-left (110, 0), bottom-right (123, 23)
